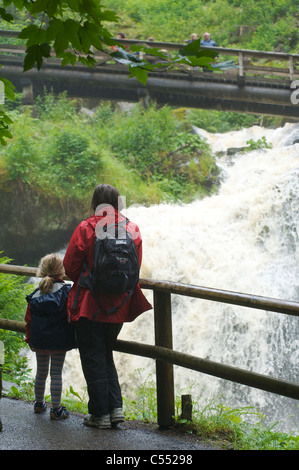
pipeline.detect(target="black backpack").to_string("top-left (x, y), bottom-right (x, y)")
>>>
top-left (77, 218), bottom-right (140, 316)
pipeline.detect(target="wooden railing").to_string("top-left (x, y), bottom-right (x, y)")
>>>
top-left (0, 263), bottom-right (299, 428)
top-left (0, 30), bottom-right (298, 82)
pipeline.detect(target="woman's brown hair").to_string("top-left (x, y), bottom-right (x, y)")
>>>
top-left (91, 184), bottom-right (123, 212)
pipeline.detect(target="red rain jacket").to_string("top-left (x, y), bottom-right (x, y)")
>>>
top-left (63, 207), bottom-right (152, 324)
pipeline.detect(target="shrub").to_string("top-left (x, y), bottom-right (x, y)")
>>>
top-left (0, 255), bottom-right (34, 381)
top-left (47, 130), bottom-right (100, 192)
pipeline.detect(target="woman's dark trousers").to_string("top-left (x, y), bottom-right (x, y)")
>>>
top-left (76, 318), bottom-right (123, 418)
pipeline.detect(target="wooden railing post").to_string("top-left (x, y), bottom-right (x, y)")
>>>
top-left (153, 290), bottom-right (175, 429)
top-left (289, 56), bottom-right (294, 81)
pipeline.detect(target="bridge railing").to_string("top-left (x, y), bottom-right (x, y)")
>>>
top-left (0, 30), bottom-right (298, 82)
top-left (0, 263), bottom-right (299, 428)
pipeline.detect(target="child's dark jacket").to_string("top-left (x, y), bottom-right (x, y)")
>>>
top-left (25, 281), bottom-right (77, 351)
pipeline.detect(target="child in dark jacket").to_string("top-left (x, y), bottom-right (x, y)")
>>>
top-left (25, 253), bottom-right (76, 420)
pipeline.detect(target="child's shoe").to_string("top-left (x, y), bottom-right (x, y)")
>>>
top-left (34, 401), bottom-right (47, 414)
top-left (50, 406), bottom-right (69, 420)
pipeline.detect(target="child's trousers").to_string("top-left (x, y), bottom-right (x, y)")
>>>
top-left (35, 352), bottom-right (66, 408)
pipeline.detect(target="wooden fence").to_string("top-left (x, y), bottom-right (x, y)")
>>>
top-left (0, 263), bottom-right (299, 428)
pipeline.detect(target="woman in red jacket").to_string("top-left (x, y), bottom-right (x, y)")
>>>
top-left (63, 184), bottom-right (152, 429)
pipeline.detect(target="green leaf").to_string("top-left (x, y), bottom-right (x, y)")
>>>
top-left (2, 77), bottom-right (15, 100)
top-left (19, 25), bottom-right (48, 48)
top-left (66, 0), bottom-right (81, 11)
top-left (64, 18), bottom-right (81, 50)
top-left (54, 32), bottom-right (70, 56)
top-left (180, 38), bottom-right (205, 55)
top-left (46, 0), bottom-right (60, 17)
top-left (0, 7), bottom-right (14, 22)
top-left (128, 66), bottom-right (148, 86)
top-left (81, 0), bottom-right (103, 24)
top-left (46, 18), bottom-right (64, 41)
top-left (27, 0), bottom-right (48, 14)
top-left (7, 0), bottom-right (27, 9)
top-left (69, 386), bottom-right (83, 401)
top-left (79, 21), bottom-right (103, 52)
top-left (24, 43), bottom-right (51, 71)
top-left (179, 39), bottom-right (218, 59)
top-left (0, 109), bottom-right (13, 124)
top-left (18, 24), bottom-right (39, 40)
top-left (100, 9), bottom-right (119, 23)
top-left (46, 19), bottom-right (72, 55)
top-left (60, 51), bottom-right (77, 67)
top-left (78, 55), bottom-right (97, 67)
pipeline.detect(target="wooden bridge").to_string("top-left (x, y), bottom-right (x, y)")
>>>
top-left (0, 30), bottom-right (298, 118)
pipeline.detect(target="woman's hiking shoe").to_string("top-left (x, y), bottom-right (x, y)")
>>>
top-left (83, 414), bottom-right (111, 429)
top-left (50, 406), bottom-right (69, 420)
top-left (34, 401), bottom-right (47, 414)
top-left (111, 408), bottom-right (124, 426)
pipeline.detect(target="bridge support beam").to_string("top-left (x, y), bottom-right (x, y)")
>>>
top-left (20, 78), bottom-right (33, 105)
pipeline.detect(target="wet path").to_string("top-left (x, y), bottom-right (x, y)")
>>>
top-left (0, 397), bottom-right (220, 455)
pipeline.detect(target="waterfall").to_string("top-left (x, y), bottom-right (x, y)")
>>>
top-left (27, 122), bottom-right (299, 432)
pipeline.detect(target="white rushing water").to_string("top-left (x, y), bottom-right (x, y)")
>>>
top-left (27, 122), bottom-right (299, 432)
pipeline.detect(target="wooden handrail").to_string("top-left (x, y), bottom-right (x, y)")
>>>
top-left (0, 263), bottom-right (298, 317)
top-left (0, 29), bottom-right (298, 59)
top-left (0, 29), bottom-right (297, 81)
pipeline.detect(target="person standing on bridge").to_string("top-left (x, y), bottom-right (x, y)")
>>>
top-left (200, 32), bottom-right (218, 71)
top-left (187, 33), bottom-right (198, 43)
top-left (63, 183), bottom-right (152, 429)
top-left (25, 253), bottom-right (77, 420)
top-left (200, 32), bottom-right (217, 47)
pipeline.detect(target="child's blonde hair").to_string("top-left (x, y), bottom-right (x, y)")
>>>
top-left (37, 253), bottom-right (65, 294)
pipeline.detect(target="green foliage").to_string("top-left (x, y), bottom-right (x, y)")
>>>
top-left (35, 89), bottom-right (78, 120)
top-left (103, 0), bottom-right (298, 53)
top-left (186, 109), bottom-right (282, 133)
top-left (0, 109), bottom-right (14, 146)
top-left (16, 0), bottom-right (118, 69)
top-left (108, 103), bottom-right (178, 174)
top-left (5, 136), bottom-right (38, 182)
top-left (174, 396), bottom-right (299, 450)
top-left (123, 370), bottom-right (158, 423)
top-left (244, 137), bottom-right (273, 151)
top-left (0, 93), bottom-right (167, 206)
top-left (0, 0), bottom-right (243, 144)
top-left (60, 386), bottom-right (89, 414)
top-left (103, 102), bottom-right (219, 200)
top-left (0, 254), bottom-right (34, 382)
top-left (48, 131), bottom-right (99, 191)
top-left (0, 91), bottom-right (283, 205)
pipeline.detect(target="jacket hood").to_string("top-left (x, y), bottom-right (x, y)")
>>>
top-left (26, 282), bottom-right (71, 316)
